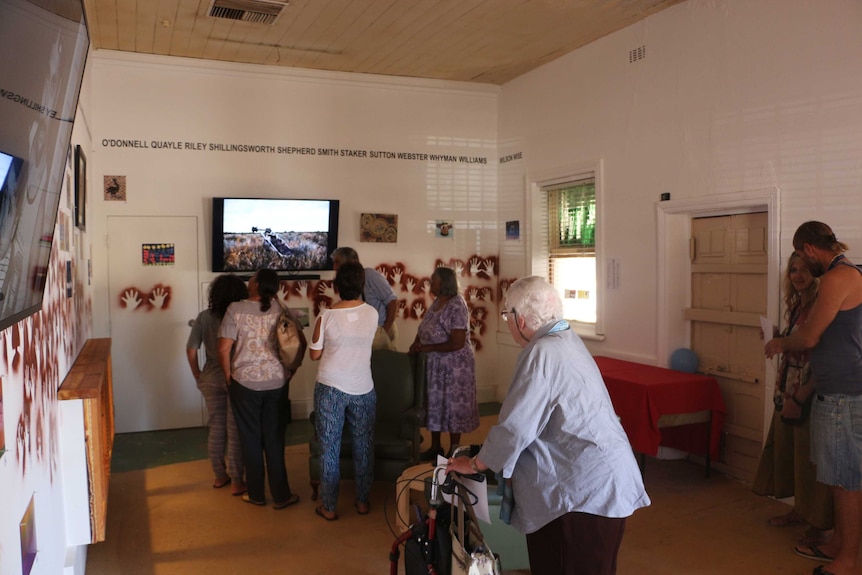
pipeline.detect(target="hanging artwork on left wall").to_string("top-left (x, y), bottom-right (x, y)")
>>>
top-left (74, 145), bottom-right (87, 230)
top-left (0, 376), bottom-right (5, 459)
top-left (20, 494), bottom-right (37, 575)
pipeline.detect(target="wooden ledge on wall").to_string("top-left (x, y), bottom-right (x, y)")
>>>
top-left (59, 338), bottom-right (114, 543)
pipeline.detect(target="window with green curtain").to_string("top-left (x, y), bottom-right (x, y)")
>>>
top-left (545, 177), bottom-right (596, 323)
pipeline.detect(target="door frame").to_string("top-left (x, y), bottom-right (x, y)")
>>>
top-left (106, 214), bottom-right (203, 432)
top-left (656, 187), bottom-right (780, 443)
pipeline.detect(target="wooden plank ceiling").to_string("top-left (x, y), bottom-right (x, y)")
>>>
top-left (83, 0), bottom-right (685, 85)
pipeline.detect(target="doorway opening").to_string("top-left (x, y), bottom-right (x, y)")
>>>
top-left (656, 188), bottom-right (780, 479)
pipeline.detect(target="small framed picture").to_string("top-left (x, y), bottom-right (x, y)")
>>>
top-left (74, 145), bottom-right (86, 230)
top-left (505, 220), bottom-right (520, 240)
top-left (104, 175), bottom-right (127, 201)
top-left (435, 221), bottom-right (453, 238)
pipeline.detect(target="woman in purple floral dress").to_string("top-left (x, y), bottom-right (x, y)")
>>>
top-left (409, 267), bottom-right (479, 460)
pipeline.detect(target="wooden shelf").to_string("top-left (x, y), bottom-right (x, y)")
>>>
top-left (59, 338), bottom-right (113, 543)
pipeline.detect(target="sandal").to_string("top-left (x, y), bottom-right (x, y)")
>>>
top-left (241, 493), bottom-right (266, 506)
top-left (794, 544), bottom-right (835, 563)
top-left (315, 505), bottom-right (338, 521)
top-left (273, 494), bottom-right (300, 510)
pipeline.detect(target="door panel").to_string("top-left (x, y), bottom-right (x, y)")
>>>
top-left (692, 273), bottom-right (731, 310)
top-left (734, 274), bottom-right (767, 313)
top-left (689, 212), bottom-right (767, 481)
top-left (107, 216), bottom-right (202, 433)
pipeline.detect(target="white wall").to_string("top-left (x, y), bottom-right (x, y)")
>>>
top-left (0, 71), bottom-right (95, 575)
top-left (498, 0), bottom-right (862, 365)
top-left (88, 52), bottom-right (502, 415)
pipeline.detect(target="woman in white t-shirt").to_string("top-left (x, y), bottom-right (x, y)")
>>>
top-left (309, 261), bottom-right (379, 521)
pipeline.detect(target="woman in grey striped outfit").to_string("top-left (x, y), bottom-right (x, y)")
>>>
top-left (186, 274), bottom-right (248, 495)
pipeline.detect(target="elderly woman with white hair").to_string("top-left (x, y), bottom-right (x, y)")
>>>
top-left (447, 276), bottom-right (650, 575)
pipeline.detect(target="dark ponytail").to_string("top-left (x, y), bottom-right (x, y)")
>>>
top-left (254, 269), bottom-right (280, 312)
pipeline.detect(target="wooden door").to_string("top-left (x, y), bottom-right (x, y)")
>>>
top-left (686, 212), bottom-right (768, 481)
top-left (107, 216), bottom-right (202, 433)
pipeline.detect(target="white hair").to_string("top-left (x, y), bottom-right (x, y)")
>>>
top-left (504, 276), bottom-right (563, 331)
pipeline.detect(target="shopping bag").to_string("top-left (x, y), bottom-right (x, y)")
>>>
top-left (275, 303), bottom-right (307, 373)
top-left (449, 478), bottom-right (501, 575)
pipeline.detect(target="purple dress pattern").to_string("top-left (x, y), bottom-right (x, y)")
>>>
top-left (418, 295), bottom-right (479, 433)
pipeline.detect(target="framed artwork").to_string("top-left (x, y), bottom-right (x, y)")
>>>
top-left (74, 145), bottom-right (86, 230)
top-left (435, 221), bottom-right (453, 237)
top-left (58, 213), bottom-right (67, 252)
top-left (142, 243), bottom-right (175, 266)
top-left (0, 374), bottom-right (5, 459)
top-left (20, 494), bottom-right (37, 575)
top-left (505, 220), bottom-right (520, 240)
top-left (65, 171), bottom-right (73, 210)
top-left (104, 175), bottom-right (127, 201)
top-left (360, 213), bottom-right (397, 243)
top-left (65, 260), bottom-right (72, 298)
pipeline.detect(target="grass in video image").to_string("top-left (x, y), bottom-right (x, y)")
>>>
top-left (222, 229), bottom-right (329, 272)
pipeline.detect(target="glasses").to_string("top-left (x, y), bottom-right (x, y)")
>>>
top-left (501, 308), bottom-right (515, 322)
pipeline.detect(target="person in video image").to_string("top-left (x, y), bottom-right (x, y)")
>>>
top-left (186, 274), bottom-right (249, 496)
top-left (308, 261), bottom-right (379, 521)
top-left (408, 266), bottom-right (478, 460)
top-left (754, 253), bottom-right (833, 548)
top-left (218, 268), bottom-right (299, 510)
top-left (447, 276), bottom-right (650, 575)
top-left (331, 247), bottom-right (398, 350)
top-left (765, 221), bottom-right (862, 574)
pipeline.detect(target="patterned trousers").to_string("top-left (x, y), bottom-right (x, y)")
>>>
top-left (314, 382), bottom-right (376, 512)
top-left (197, 379), bottom-right (243, 482)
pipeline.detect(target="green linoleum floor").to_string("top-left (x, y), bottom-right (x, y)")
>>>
top-left (111, 402), bottom-right (501, 474)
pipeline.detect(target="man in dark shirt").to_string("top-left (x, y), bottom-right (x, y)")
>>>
top-left (766, 221), bottom-right (862, 575)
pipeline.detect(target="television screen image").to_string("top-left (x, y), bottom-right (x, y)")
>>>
top-left (0, 0), bottom-right (89, 331)
top-left (212, 198), bottom-right (340, 274)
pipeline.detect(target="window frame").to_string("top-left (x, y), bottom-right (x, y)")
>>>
top-left (528, 159), bottom-right (605, 340)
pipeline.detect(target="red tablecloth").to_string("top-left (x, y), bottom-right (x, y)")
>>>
top-left (594, 356), bottom-right (726, 458)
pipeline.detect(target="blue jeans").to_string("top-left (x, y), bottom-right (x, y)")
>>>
top-left (314, 383), bottom-right (376, 512)
top-left (812, 393), bottom-right (862, 490)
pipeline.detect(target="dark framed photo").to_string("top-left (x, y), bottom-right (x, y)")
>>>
top-left (74, 144), bottom-right (86, 230)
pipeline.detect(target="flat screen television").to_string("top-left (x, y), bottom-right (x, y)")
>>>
top-left (212, 197), bottom-right (340, 274)
top-left (0, 0), bottom-right (89, 331)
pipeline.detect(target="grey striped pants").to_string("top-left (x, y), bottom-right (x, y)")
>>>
top-left (198, 379), bottom-right (243, 482)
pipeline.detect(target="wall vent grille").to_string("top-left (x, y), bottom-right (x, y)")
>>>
top-left (628, 45), bottom-right (646, 63)
top-left (208, 0), bottom-right (288, 25)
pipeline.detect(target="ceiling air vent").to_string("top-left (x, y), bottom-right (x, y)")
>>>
top-left (208, 0), bottom-right (288, 25)
top-left (628, 45), bottom-right (646, 63)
